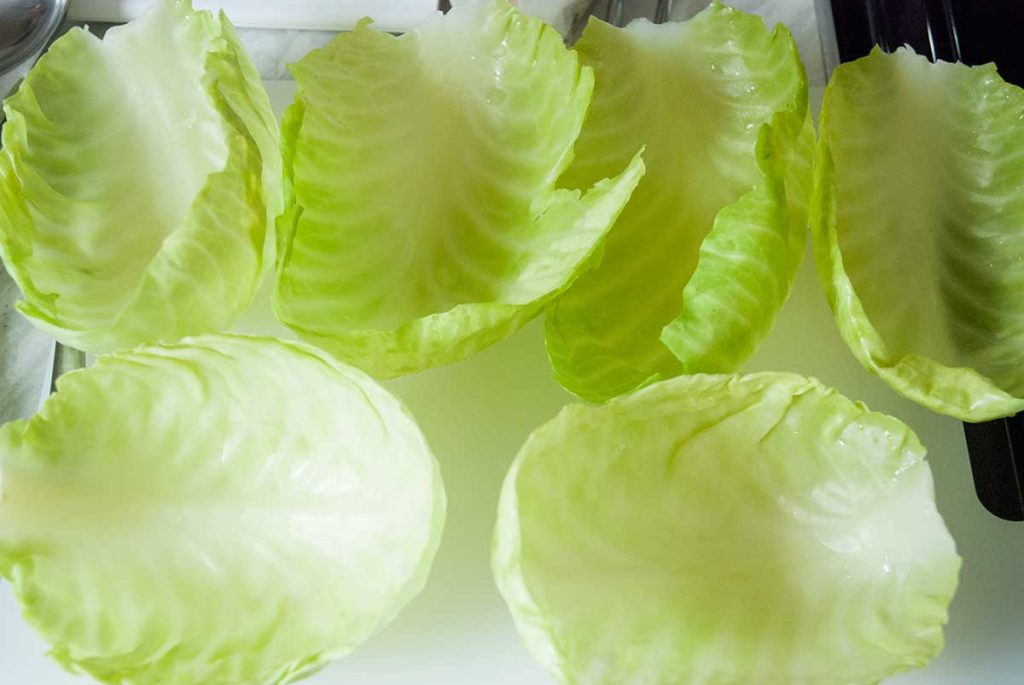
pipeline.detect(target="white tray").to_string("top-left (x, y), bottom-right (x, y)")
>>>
top-left (68, 0), bottom-right (438, 31)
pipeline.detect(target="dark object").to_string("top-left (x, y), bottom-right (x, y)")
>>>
top-left (964, 417), bottom-right (1024, 522)
top-left (0, 0), bottom-right (68, 74)
top-left (830, 0), bottom-right (1024, 85)
top-left (49, 343), bottom-right (84, 394)
top-left (827, 0), bottom-right (1024, 521)
top-left (828, 0), bottom-right (960, 63)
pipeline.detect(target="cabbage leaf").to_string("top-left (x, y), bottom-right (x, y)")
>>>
top-left (545, 2), bottom-right (813, 402)
top-left (0, 0), bottom-right (279, 353)
top-left (814, 48), bottom-right (1024, 421)
top-left (494, 372), bottom-right (960, 685)
top-left (0, 335), bottom-right (445, 685)
top-left (274, 0), bottom-right (644, 378)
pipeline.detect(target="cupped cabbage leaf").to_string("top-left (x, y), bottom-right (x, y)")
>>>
top-left (0, 334), bottom-right (445, 685)
top-left (814, 48), bottom-right (1024, 421)
top-left (273, 0), bottom-right (644, 378)
top-left (494, 372), bottom-right (960, 685)
top-left (0, 0), bottom-right (279, 353)
top-left (545, 2), bottom-right (813, 403)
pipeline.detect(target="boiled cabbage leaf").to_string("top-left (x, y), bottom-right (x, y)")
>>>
top-left (0, 335), bottom-right (445, 685)
top-left (274, 0), bottom-right (644, 378)
top-left (494, 372), bottom-right (960, 685)
top-left (814, 47), bottom-right (1024, 421)
top-left (545, 2), bottom-right (813, 402)
top-left (0, 0), bottom-right (279, 353)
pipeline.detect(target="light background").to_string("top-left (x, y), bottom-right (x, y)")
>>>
top-left (2, 1), bottom-right (1023, 684)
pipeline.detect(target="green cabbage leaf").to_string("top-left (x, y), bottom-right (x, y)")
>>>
top-left (0, 335), bottom-right (445, 685)
top-left (814, 47), bottom-right (1024, 421)
top-left (274, 0), bottom-right (644, 378)
top-left (545, 2), bottom-right (813, 403)
top-left (0, 0), bottom-right (279, 353)
top-left (494, 372), bottom-right (960, 685)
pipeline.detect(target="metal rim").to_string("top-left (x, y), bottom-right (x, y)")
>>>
top-left (0, 0), bottom-right (69, 74)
